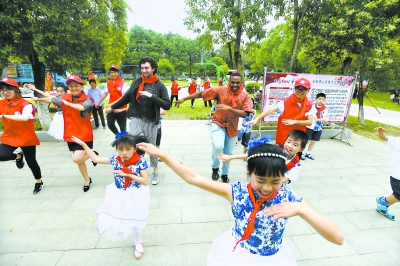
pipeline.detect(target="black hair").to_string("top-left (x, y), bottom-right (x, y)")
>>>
top-left (89, 79), bottom-right (96, 84)
top-left (247, 143), bottom-right (288, 178)
top-left (286, 130), bottom-right (308, 149)
top-left (57, 84), bottom-right (68, 93)
top-left (171, 79), bottom-right (175, 81)
top-left (111, 134), bottom-right (149, 156)
top-left (139, 56), bottom-right (158, 74)
top-left (229, 72), bottom-right (242, 80)
top-left (0, 83), bottom-right (21, 97)
top-left (316, 93), bottom-right (326, 99)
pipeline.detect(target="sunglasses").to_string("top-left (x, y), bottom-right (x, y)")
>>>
top-left (294, 87), bottom-right (309, 92)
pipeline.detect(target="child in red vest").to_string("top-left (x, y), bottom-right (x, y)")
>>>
top-left (170, 79), bottom-right (181, 107)
top-left (0, 78), bottom-right (44, 195)
top-left (247, 78), bottom-right (313, 147)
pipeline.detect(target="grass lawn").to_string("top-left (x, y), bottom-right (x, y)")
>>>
top-left (352, 91), bottom-right (400, 111)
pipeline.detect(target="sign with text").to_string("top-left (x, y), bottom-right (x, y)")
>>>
top-left (262, 73), bottom-right (356, 123)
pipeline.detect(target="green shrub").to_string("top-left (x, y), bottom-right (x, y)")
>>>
top-left (245, 82), bottom-right (261, 94)
top-left (98, 76), bottom-right (108, 83)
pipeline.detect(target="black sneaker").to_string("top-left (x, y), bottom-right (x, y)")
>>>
top-left (33, 181), bottom-right (44, 195)
top-left (211, 168), bottom-right (220, 180)
top-left (16, 152), bottom-right (25, 169)
top-left (221, 175), bottom-right (230, 183)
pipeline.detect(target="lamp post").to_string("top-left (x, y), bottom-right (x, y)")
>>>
top-left (188, 52), bottom-right (198, 78)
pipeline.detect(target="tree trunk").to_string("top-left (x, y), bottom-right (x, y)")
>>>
top-left (359, 104), bottom-right (364, 126)
top-left (28, 43), bottom-right (51, 130)
top-left (289, 0), bottom-right (308, 72)
top-left (340, 57), bottom-right (352, 75)
top-left (227, 41), bottom-right (234, 69)
top-left (234, 21), bottom-right (243, 75)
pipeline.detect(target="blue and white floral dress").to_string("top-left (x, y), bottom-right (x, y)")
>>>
top-left (95, 155), bottom-right (150, 242)
top-left (207, 181), bottom-right (302, 265)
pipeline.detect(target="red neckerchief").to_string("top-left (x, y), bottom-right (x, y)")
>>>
top-left (116, 152), bottom-right (141, 190)
top-left (136, 75), bottom-right (159, 103)
top-left (289, 93), bottom-right (310, 120)
top-left (315, 103), bottom-right (326, 119)
top-left (233, 183), bottom-right (278, 251)
top-left (286, 154), bottom-right (300, 170)
top-left (227, 84), bottom-right (244, 108)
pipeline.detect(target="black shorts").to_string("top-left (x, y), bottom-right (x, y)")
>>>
top-left (306, 128), bottom-right (322, 141)
top-left (156, 128), bottom-right (162, 146)
top-left (67, 141), bottom-right (93, 151)
top-left (390, 176), bottom-right (400, 200)
top-left (241, 132), bottom-right (251, 147)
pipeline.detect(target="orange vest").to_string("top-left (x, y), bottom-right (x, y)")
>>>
top-left (276, 95), bottom-right (312, 146)
top-left (171, 81), bottom-right (180, 95)
top-left (189, 83), bottom-right (197, 94)
top-left (107, 77), bottom-right (127, 109)
top-left (0, 97), bottom-right (39, 147)
top-left (203, 80), bottom-right (211, 89)
top-left (61, 92), bottom-right (93, 142)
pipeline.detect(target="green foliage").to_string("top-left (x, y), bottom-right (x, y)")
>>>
top-left (245, 82), bottom-right (261, 94)
top-left (158, 59), bottom-right (175, 77)
top-left (98, 76), bottom-right (108, 83)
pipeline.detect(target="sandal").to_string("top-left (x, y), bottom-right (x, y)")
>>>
top-left (134, 240), bottom-right (144, 260)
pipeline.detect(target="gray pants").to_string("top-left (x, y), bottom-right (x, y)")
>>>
top-left (129, 117), bottom-right (158, 168)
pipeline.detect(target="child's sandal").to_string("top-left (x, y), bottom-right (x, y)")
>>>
top-left (134, 241), bottom-right (144, 260)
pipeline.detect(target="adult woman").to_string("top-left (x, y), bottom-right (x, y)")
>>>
top-left (0, 78), bottom-right (43, 194)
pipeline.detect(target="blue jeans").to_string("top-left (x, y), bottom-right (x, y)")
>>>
top-left (211, 123), bottom-right (237, 175)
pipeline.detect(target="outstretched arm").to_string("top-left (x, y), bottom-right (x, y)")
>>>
top-left (32, 96), bottom-right (53, 103)
top-left (113, 168), bottom-right (148, 186)
top-left (218, 153), bottom-right (248, 162)
top-left (27, 84), bottom-right (51, 97)
top-left (71, 136), bottom-right (110, 164)
top-left (137, 142), bottom-right (233, 202)
top-left (247, 106), bottom-right (278, 126)
top-left (263, 200), bottom-right (344, 245)
top-left (175, 91), bottom-right (202, 106)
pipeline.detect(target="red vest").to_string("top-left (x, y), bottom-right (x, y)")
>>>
top-left (203, 80), bottom-right (211, 90)
top-left (107, 77), bottom-right (127, 109)
top-left (171, 82), bottom-right (180, 95)
top-left (276, 95), bottom-right (311, 146)
top-left (61, 92), bottom-right (93, 142)
top-left (0, 97), bottom-right (39, 147)
top-left (189, 83), bottom-right (197, 94)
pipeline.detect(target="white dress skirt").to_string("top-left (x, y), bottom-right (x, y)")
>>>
top-left (95, 183), bottom-right (150, 242)
top-left (47, 111), bottom-right (64, 141)
top-left (207, 228), bottom-right (297, 266)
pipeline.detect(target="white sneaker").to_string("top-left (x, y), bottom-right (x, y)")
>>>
top-left (152, 172), bottom-right (159, 185)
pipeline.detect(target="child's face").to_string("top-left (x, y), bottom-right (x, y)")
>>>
top-left (56, 87), bottom-right (66, 97)
top-left (316, 97), bottom-right (326, 106)
top-left (283, 136), bottom-right (304, 159)
top-left (249, 172), bottom-right (283, 198)
top-left (90, 82), bottom-right (96, 89)
top-left (117, 144), bottom-right (136, 161)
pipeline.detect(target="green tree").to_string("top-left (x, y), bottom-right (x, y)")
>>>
top-left (158, 59), bottom-right (175, 78)
top-left (184, 0), bottom-right (275, 75)
top-left (0, 0), bottom-right (128, 129)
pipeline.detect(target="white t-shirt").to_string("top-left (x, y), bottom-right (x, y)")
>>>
top-left (276, 100), bottom-right (311, 117)
top-left (387, 136), bottom-right (400, 180)
top-left (22, 104), bottom-right (34, 119)
top-left (285, 161), bottom-right (302, 182)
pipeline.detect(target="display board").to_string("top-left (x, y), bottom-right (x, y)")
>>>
top-left (262, 73), bottom-right (356, 123)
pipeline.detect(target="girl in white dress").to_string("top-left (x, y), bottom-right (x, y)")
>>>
top-left (29, 84), bottom-right (68, 141)
top-left (72, 133), bottom-right (150, 260)
top-left (138, 138), bottom-right (344, 265)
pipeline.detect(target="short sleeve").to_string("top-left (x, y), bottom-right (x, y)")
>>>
top-left (285, 163), bottom-right (302, 182)
top-left (387, 136), bottom-right (400, 152)
top-left (51, 97), bottom-right (62, 107)
top-left (202, 87), bottom-right (219, 101)
top-left (285, 185), bottom-right (302, 203)
top-left (138, 158), bottom-right (149, 171)
top-left (276, 100), bottom-right (284, 114)
top-left (22, 104), bottom-right (34, 119)
top-left (122, 82), bottom-right (129, 94)
top-left (80, 98), bottom-right (94, 118)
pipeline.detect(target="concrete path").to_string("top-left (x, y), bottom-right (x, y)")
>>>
top-left (349, 104), bottom-right (400, 128)
top-left (1, 120), bottom-right (400, 265)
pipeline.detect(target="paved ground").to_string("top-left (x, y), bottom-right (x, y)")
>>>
top-left (349, 104), bottom-right (400, 127)
top-left (1, 119), bottom-right (400, 266)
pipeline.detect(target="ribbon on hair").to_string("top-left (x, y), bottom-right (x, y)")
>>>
top-left (246, 136), bottom-right (271, 154)
top-left (115, 131), bottom-right (128, 139)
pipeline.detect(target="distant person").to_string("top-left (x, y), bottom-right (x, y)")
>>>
top-left (247, 78), bottom-right (313, 147)
top-left (196, 76), bottom-right (202, 92)
top-left (375, 127), bottom-right (399, 221)
top-left (302, 93), bottom-right (328, 160)
top-left (88, 79), bottom-right (106, 129)
top-left (218, 77), bottom-right (224, 86)
top-left (106, 56), bottom-right (170, 185)
top-left (188, 78), bottom-right (197, 108)
top-left (170, 79), bottom-right (181, 107)
top-left (202, 76), bottom-right (212, 107)
top-left (98, 65), bottom-right (128, 135)
top-left (0, 78), bottom-right (44, 195)
top-left (176, 72), bottom-right (253, 183)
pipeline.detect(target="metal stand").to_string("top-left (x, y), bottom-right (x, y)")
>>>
top-left (257, 67), bottom-right (267, 137)
top-left (331, 71), bottom-right (358, 147)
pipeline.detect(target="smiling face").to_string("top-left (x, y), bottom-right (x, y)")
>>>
top-left (282, 136), bottom-right (304, 159)
top-left (141, 62), bottom-right (155, 79)
top-left (116, 144), bottom-right (136, 161)
top-left (67, 81), bottom-right (83, 96)
top-left (229, 76), bottom-right (242, 92)
top-left (109, 70), bottom-right (119, 81)
top-left (294, 86), bottom-right (310, 100)
top-left (56, 86), bottom-right (66, 97)
top-left (0, 85), bottom-right (18, 100)
top-left (249, 171), bottom-right (283, 198)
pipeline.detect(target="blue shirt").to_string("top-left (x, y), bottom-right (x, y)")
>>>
top-left (88, 88), bottom-right (104, 105)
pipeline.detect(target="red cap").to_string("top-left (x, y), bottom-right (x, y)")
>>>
top-left (294, 78), bottom-right (311, 89)
top-left (0, 77), bottom-right (19, 88)
top-left (109, 65), bottom-right (119, 71)
top-left (66, 75), bottom-right (84, 85)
